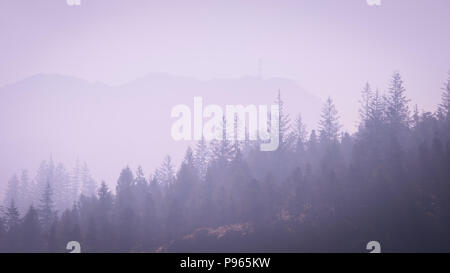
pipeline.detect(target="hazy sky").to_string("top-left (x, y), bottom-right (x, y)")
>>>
top-left (0, 0), bottom-right (449, 194)
top-left (1, 0), bottom-right (449, 128)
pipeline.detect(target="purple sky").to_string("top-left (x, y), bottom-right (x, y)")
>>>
top-left (1, 0), bottom-right (449, 120)
top-left (0, 0), bottom-right (449, 193)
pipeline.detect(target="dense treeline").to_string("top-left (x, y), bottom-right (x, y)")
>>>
top-left (1, 71), bottom-right (450, 252)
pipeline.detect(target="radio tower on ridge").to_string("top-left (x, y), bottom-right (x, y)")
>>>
top-left (258, 58), bottom-right (263, 79)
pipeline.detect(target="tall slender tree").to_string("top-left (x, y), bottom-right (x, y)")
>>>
top-left (155, 156), bottom-right (176, 185)
top-left (4, 200), bottom-right (20, 251)
top-left (194, 136), bottom-right (209, 179)
top-left (20, 205), bottom-right (42, 252)
top-left (319, 97), bottom-right (341, 143)
top-left (5, 200), bottom-right (20, 232)
top-left (38, 181), bottom-right (56, 232)
top-left (368, 88), bottom-right (385, 125)
top-left (385, 71), bottom-right (410, 128)
top-left (70, 158), bottom-right (81, 204)
top-left (438, 70), bottom-right (450, 121)
top-left (115, 167), bottom-right (137, 250)
top-left (18, 170), bottom-right (31, 214)
top-left (275, 90), bottom-right (291, 150)
top-left (4, 175), bottom-right (19, 208)
top-left (80, 162), bottom-right (97, 197)
top-left (293, 113), bottom-right (308, 154)
top-left (210, 115), bottom-right (234, 163)
top-left (359, 82), bottom-right (373, 126)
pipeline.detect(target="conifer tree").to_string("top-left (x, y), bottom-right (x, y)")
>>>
top-left (4, 200), bottom-right (20, 252)
top-left (275, 90), bottom-right (291, 150)
top-left (4, 175), bottom-right (19, 208)
top-left (319, 97), bottom-right (341, 143)
top-left (438, 70), bottom-right (450, 121)
top-left (39, 181), bottom-right (56, 232)
top-left (81, 162), bottom-right (97, 197)
top-left (194, 136), bottom-right (209, 179)
top-left (385, 71), bottom-right (410, 128)
top-left (359, 82), bottom-right (373, 126)
top-left (5, 200), bottom-right (20, 232)
top-left (20, 205), bottom-right (42, 252)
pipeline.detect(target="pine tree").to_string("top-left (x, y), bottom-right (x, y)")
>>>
top-left (232, 115), bottom-right (243, 154)
top-left (368, 88), bottom-right (385, 124)
top-left (59, 204), bottom-right (81, 251)
top-left (319, 97), bottom-right (341, 143)
top-left (18, 170), bottom-right (31, 215)
top-left (70, 158), bottom-right (81, 205)
top-left (0, 215), bottom-right (5, 251)
top-left (115, 166), bottom-right (138, 251)
top-left (116, 167), bottom-right (135, 210)
top-left (135, 166), bottom-right (149, 214)
top-left (210, 115), bottom-right (234, 163)
top-left (385, 71), bottom-right (410, 128)
top-left (155, 156), bottom-right (176, 185)
top-left (275, 90), bottom-right (291, 150)
top-left (412, 104), bottom-right (420, 129)
top-left (85, 216), bottom-right (98, 252)
top-left (46, 218), bottom-right (59, 252)
top-left (4, 200), bottom-right (20, 251)
top-left (96, 181), bottom-right (114, 251)
top-left (39, 181), bottom-right (56, 232)
top-left (148, 176), bottom-right (162, 211)
top-left (194, 136), bottom-right (209, 179)
top-left (293, 113), bottom-right (308, 154)
top-left (5, 200), bottom-right (20, 231)
top-left (20, 205), bottom-right (42, 252)
top-left (166, 149), bottom-right (197, 238)
top-left (4, 175), bottom-right (19, 208)
top-left (80, 162), bottom-right (97, 197)
top-left (98, 181), bottom-right (113, 212)
top-left (54, 163), bottom-right (72, 212)
top-left (438, 70), bottom-right (450, 121)
top-left (359, 82), bottom-right (373, 126)
top-left (135, 166), bottom-right (147, 190)
top-left (175, 147), bottom-right (198, 202)
top-left (307, 130), bottom-right (318, 152)
top-left (34, 159), bottom-right (55, 206)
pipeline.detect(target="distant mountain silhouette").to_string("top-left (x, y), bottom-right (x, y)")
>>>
top-left (0, 73), bottom-right (322, 191)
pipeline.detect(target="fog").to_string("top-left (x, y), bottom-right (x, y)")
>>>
top-left (0, 0), bottom-right (449, 252)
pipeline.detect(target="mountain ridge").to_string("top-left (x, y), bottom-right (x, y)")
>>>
top-left (0, 73), bottom-right (322, 194)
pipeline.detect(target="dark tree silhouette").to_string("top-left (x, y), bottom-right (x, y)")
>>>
top-left (319, 97), bottom-right (341, 143)
top-left (2, 71), bottom-right (450, 253)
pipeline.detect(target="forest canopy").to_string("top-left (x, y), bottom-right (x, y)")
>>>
top-left (1, 71), bottom-right (450, 252)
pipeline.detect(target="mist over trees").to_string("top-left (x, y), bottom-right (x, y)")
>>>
top-left (1, 71), bottom-right (450, 252)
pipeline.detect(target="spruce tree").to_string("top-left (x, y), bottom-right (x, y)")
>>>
top-left (194, 136), bottom-right (209, 179)
top-left (20, 205), bottom-right (42, 252)
top-left (385, 71), bottom-right (410, 128)
top-left (5, 200), bottom-right (20, 251)
top-left (318, 97), bottom-right (341, 143)
top-left (438, 70), bottom-right (450, 121)
top-left (359, 82), bottom-right (373, 126)
top-left (39, 181), bottom-right (56, 232)
top-left (4, 175), bottom-right (19, 208)
top-left (5, 200), bottom-right (20, 232)
top-left (275, 90), bottom-right (291, 150)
